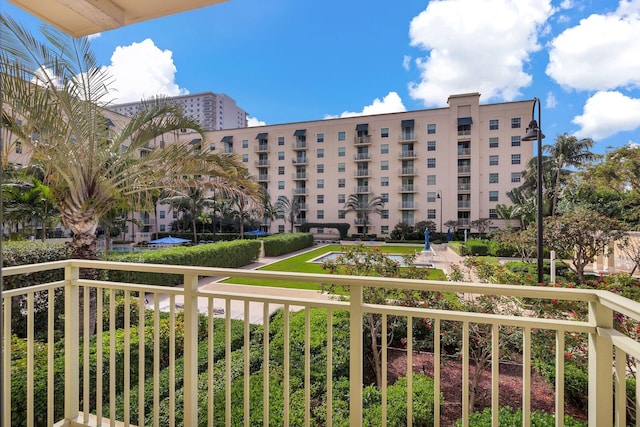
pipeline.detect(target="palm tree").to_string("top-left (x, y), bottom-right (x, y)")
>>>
top-left (276, 195), bottom-right (301, 233)
top-left (545, 133), bottom-right (597, 216)
top-left (0, 15), bottom-right (248, 259)
top-left (344, 194), bottom-right (385, 237)
top-left (160, 185), bottom-right (217, 243)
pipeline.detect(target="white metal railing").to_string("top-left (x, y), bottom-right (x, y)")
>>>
top-left (2, 259), bottom-right (640, 426)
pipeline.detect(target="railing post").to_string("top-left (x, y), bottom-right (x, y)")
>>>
top-left (588, 300), bottom-right (613, 427)
top-left (64, 264), bottom-right (80, 421)
top-left (183, 274), bottom-right (199, 425)
top-left (349, 283), bottom-right (363, 427)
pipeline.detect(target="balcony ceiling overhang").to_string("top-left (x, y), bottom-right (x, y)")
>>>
top-left (8, 0), bottom-right (229, 37)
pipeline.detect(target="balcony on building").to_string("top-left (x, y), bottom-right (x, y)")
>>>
top-left (400, 119), bottom-right (416, 142)
top-left (255, 159), bottom-right (270, 167)
top-left (354, 186), bottom-right (370, 194)
top-left (458, 141), bottom-right (471, 156)
top-left (354, 153), bottom-right (371, 162)
top-left (458, 199), bottom-right (471, 208)
top-left (255, 143), bottom-right (270, 153)
top-left (354, 169), bottom-right (371, 178)
top-left (399, 167), bottom-right (416, 176)
top-left (293, 187), bottom-right (308, 196)
top-left (292, 157), bottom-right (308, 165)
top-left (354, 124), bottom-right (371, 145)
top-left (399, 184), bottom-right (416, 193)
top-left (257, 174), bottom-right (270, 182)
top-left (399, 201), bottom-right (418, 210)
top-left (297, 203), bottom-right (308, 211)
top-left (292, 141), bottom-right (307, 150)
top-left (292, 172), bottom-right (308, 180)
top-left (457, 117), bottom-right (472, 136)
top-left (398, 150), bottom-right (417, 159)
top-left (293, 129), bottom-right (307, 150)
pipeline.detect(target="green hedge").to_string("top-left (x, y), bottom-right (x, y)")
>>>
top-left (261, 233), bottom-right (314, 257)
top-left (300, 223), bottom-right (350, 238)
top-left (461, 406), bottom-right (587, 426)
top-left (104, 240), bottom-right (261, 286)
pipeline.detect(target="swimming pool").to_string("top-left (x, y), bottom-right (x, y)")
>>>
top-left (310, 251), bottom-right (410, 266)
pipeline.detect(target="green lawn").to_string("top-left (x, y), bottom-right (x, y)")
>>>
top-left (221, 244), bottom-right (446, 290)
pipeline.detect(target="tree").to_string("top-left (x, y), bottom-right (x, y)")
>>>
top-left (545, 133), bottom-right (597, 216)
top-left (544, 208), bottom-right (629, 282)
top-left (470, 218), bottom-right (492, 235)
top-left (160, 185), bottom-right (216, 243)
top-left (275, 195), bottom-right (300, 233)
top-left (344, 194), bottom-right (384, 237)
top-left (0, 15), bottom-right (248, 259)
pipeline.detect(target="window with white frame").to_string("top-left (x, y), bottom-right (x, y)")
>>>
top-left (489, 119), bottom-right (499, 130)
top-left (511, 117), bottom-right (521, 128)
top-left (489, 155), bottom-right (499, 166)
top-left (278, 151), bottom-right (285, 160)
top-left (338, 163), bottom-right (345, 172)
top-left (278, 136), bottom-right (285, 146)
top-left (381, 144), bottom-right (389, 154)
top-left (381, 177), bottom-right (389, 186)
top-left (381, 193), bottom-right (389, 203)
top-left (427, 140), bottom-right (436, 151)
top-left (338, 210), bottom-right (346, 219)
top-left (427, 158), bottom-right (436, 168)
top-left (242, 154), bottom-right (248, 162)
top-left (427, 124), bottom-right (436, 134)
top-left (489, 209), bottom-right (498, 218)
top-left (511, 154), bottom-right (521, 165)
top-left (427, 209), bottom-right (436, 219)
top-left (338, 147), bottom-right (345, 157)
top-left (338, 131), bottom-right (346, 141)
top-left (338, 194), bottom-right (345, 203)
top-left (317, 133), bottom-right (324, 143)
top-left (381, 128), bottom-right (389, 138)
top-left (511, 136), bottom-right (521, 147)
top-left (427, 192), bottom-right (436, 202)
top-left (489, 137), bottom-right (499, 148)
top-left (278, 181), bottom-right (285, 190)
top-left (489, 191), bottom-right (499, 201)
top-left (381, 160), bottom-right (389, 171)
top-left (338, 179), bottom-right (345, 188)
top-left (317, 194), bottom-right (324, 204)
top-left (317, 179), bottom-right (324, 188)
top-left (381, 209), bottom-right (389, 219)
top-left (427, 175), bottom-right (436, 185)
top-left (489, 173), bottom-right (499, 183)
top-left (381, 225), bottom-right (389, 234)
top-left (278, 166), bottom-right (285, 175)
top-left (317, 148), bottom-right (324, 158)
top-left (317, 210), bottom-right (324, 219)
top-left (242, 139), bottom-right (249, 149)
top-left (511, 172), bottom-right (521, 183)
top-left (317, 164), bottom-right (324, 173)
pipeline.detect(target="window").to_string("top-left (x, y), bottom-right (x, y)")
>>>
top-left (381, 177), bottom-right (389, 187)
top-left (427, 124), bottom-right (436, 134)
top-left (173, 211), bottom-right (178, 219)
top-left (278, 181), bottom-right (285, 190)
top-left (278, 166), bottom-right (285, 175)
top-left (381, 128), bottom-right (389, 138)
top-left (427, 209), bottom-right (436, 219)
top-left (489, 191), bottom-right (499, 202)
top-left (338, 194), bottom-right (345, 203)
top-left (381, 226), bottom-right (389, 234)
top-left (15, 141), bottom-right (22, 154)
top-left (338, 147), bottom-right (345, 157)
top-left (427, 141), bottom-right (436, 151)
top-left (278, 136), bottom-right (285, 146)
top-left (338, 131), bottom-right (346, 141)
top-left (242, 154), bottom-right (248, 162)
top-left (511, 172), bottom-right (521, 183)
top-left (317, 164), bottom-right (324, 173)
top-left (338, 179), bottom-right (345, 188)
top-left (277, 151), bottom-right (285, 160)
top-left (317, 195), bottom-right (324, 204)
top-left (489, 137), bottom-right (499, 148)
top-left (338, 163), bottom-right (345, 172)
top-left (489, 209), bottom-right (498, 218)
top-left (511, 136), bottom-right (521, 147)
top-left (511, 154), bottom-right (521, 165)
top-left (317, 179), bottom-right (324, 189)
top-left (489, 119), bottom-right (499, 130)
top-left (317, 210), bottom-right (324, 219)
top-left (317, 133), bottom-right (324, 143)
top-left (489, 155), bottom-right (499, 166)
top-left (381, 144), bottom-right (389, 154)
top-left (381, 193), bottom-right (389, 203)
top-left (427, 192), bottom-right (436, 202)
top-left (159, 224), bottom-right (166, 232)
top-left (317, 148), bottom-right (325, 158)
top-left (427, 175), bottom-right (436, 185)
top-left (242, 139), bottom-right (249, 149)
top-left (427, 158), bottom-right (436, 168)
top-left (511, 118), bottom-right (521, 128)
top-left (159, 210), bottom-right (166, 219)
top-left (381, 209), bottom-right (389, 219)
top-left (278, 225), bottom-right (285, 233)
top-left (338, 210), bottom-right (346, 219)
top-left (381, 160), bottom-right (389, 171)
top-left (489, 173), bottom-right (499, 183)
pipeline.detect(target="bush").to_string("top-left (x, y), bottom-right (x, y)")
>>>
top-left (465, 239), bottom-right (489, 256)
top-left (104, 240), bottom-right (261, 286)
top-left (461, 406), bottom-right (587, 426)
top-left (261, 233), bottom-right (314, 257)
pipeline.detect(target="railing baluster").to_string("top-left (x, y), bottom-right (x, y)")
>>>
top-left (3, 296), bottom-right (12, 427)
top-left (96, 287), bottom-right (103, 425)
top-left (589, 301), bottom-right (613, 426)
top-left (284, 304), bottom-right (290, 427)
top-left (208, 298), bottom-right (214, 426)
top-left (64, 264), bottom-right (80, 422)
top-left (305, 307), bottom-right (311, 427)
top-left (244, 300), bottom-right (250, 427)
top-left (381, 313), bottom-right (388, 426)
top-left (169, 294), bottom-right (176, 427)
top-left (183, 274), bottom-right (199, 426)
top-left (226, 298), bottom-right (232, 426)
top-left (615, 347), bottom-right (626, 427)
top-left (48, 289), bottom-right (54, 426)
top-left (110, 290), bottom-right (116, 426)
top-left (153, 297), bottom-right (160, 427)
top-left (263, 302), bottom-right (270, 427)
top-left (138, 292), bottom-right (145, 427)
top-left (27, 291), bottom-right (34, 427)
top-left (491, 323), bottom-right (499, 427)
top-left (462, 320), bottom-right (469, 427)
top-left (434, 319), bottom-right (441, 427)
top-left (522, 326), bottom-right (531, 427)
top-left (124, 290), bottom-right (131, 426)
top-left (555, 330), bottom-right (565, 427)
top-left (407, 315), bottom-right (413, 427)
top-left (326, 308), bottom-right (333, 427)
top-left (349, 283), bottom-right (363, 427)
top-left (83, 284), bottom-right (90, 422)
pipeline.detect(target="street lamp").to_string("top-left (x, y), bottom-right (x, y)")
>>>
top-left (436, 190), bottom-right (443, 235)
top-left (521, 97), bottom-right (546, 284)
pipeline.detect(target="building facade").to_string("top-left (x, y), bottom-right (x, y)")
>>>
top-left (109, 91), bottom-right (248, 131)
top-left (208, 93), bottom-right (535, 237)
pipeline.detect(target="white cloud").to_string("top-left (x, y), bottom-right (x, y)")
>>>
top-left (87, 33), bottom-right (101, 41)
top-left (324, 92), bottom-right (406, 119)
top-left (546, 1), bottom-right (640, 90)
top-left (102, 38), bottom-right (189, 104)
top-left (402, 55), bottom-right (411, 71)
top-left (572, 91), bottom-right (640, 139)
top-left (545, 91), bottom-right (557, 108)
top-left (560, 0), bottom-right (573, 9)
top-left (247, 117), bottom-right (266, 127)
top-left (407, 0), bottom-right (554, 107)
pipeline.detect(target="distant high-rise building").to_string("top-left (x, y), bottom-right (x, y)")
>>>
top-left (109, 91), bottom-right (248, 130)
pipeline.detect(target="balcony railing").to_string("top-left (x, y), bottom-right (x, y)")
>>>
top-left (354, 135), bottom-right (371, 145)
top-left (3, 260), bottom-right (639, 426)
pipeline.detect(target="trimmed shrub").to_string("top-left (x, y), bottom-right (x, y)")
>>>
top-left (465, 239), bottom-right (489, 256)
top-left (261, 233), bottom-right (314, 257)
top-left (104, 240), bottom-right (261, 286)
top-left (461, 406), bottom-right (587, 426)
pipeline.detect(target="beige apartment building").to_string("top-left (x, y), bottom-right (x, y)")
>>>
top-left (208, 93), bottom-right (535, 237)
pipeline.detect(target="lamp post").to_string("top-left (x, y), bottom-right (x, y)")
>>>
top-left (436, 190), bottom-right (443, 235)
top-left (521, 98), bottom-right (545, 284)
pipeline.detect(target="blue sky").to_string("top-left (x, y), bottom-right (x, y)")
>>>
top-left (2, 0), bottom-right (640, 154)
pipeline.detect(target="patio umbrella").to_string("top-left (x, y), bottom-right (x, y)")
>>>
top-left (245, 230), bottom-right (269, 235)
top-left (148, 236), bottom-right (190, 245)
